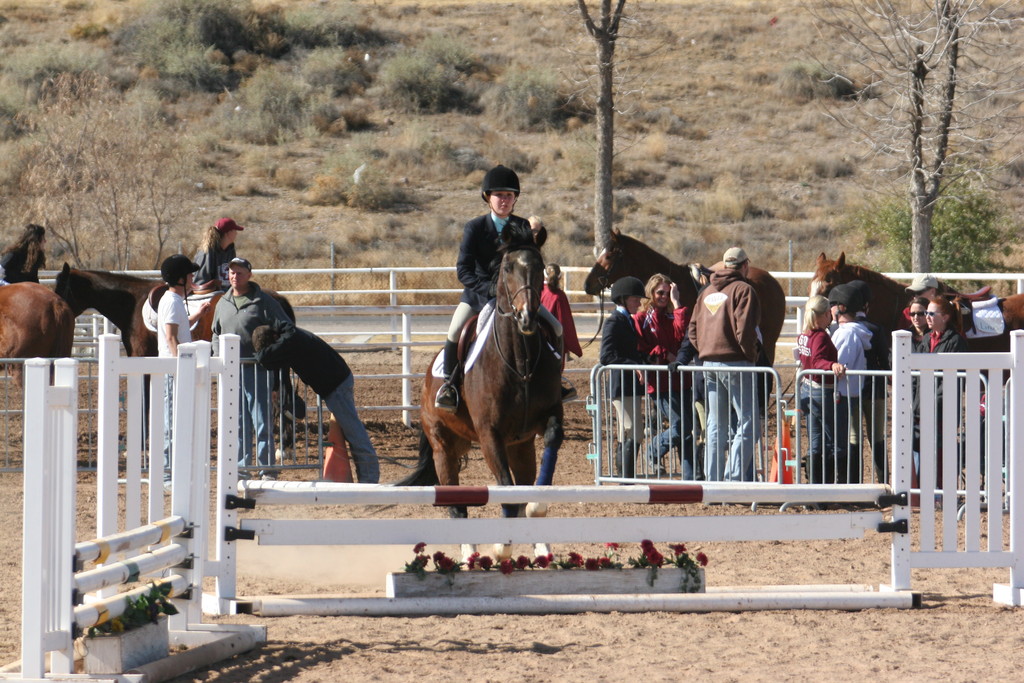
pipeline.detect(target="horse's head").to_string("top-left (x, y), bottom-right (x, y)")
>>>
top-left (810, 251), bottom-right (847, 298)
top-left (584, 230), bottom-right (624, 295)
top-left (497, 222), bottom-right (544, 335)
top-left (54, 262), bottom-right (87, 315)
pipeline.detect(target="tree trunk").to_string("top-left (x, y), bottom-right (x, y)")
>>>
top-left (594, 36), bottom-right (615, 256)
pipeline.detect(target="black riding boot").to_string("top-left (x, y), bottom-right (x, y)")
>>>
top-left (434, 340), bottom-right (460, 412)
top-left (616, 439), bottom-right (636, 479)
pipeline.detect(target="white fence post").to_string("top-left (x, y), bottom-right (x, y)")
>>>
top-left (888, 331), bottom-right (913, 592)
top-left (20, 358), bottom-right (79, 677)
top-left (995, 330), bottom-right (1024, 604)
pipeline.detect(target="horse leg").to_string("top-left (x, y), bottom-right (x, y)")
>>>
top-left (527, 413), bottom-right (563, 558)
top-left (426, 421), bottom-right (476, 561)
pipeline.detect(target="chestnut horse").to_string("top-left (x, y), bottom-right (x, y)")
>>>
top-left (395, 222), bottom-right (563, 560)
top-left (0, 282), bottom-right (75, 383)
top-left (583, 230), bottom-right (788, 363)
top-left (810, 252), bottom-right (1023, 353)
top-left (54, 263), bottom-right (295, 357)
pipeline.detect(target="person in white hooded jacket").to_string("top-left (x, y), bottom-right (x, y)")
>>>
top-left (828, 284), bottom-right (873, 485)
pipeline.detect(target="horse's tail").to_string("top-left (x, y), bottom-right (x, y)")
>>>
top-left (389, 428), bottom-right (440, 487)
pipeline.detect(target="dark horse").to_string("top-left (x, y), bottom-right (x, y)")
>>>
top-left (54, 263), bottom-right (296, 357)
top-left (811, 252), bottom-right (1024, 353)
top-left (0, 282), bottom-right (75, 383)
top-left (583, 230), bottom-right (788, 363)
top-left (396, 222), bottom-right (563, 560)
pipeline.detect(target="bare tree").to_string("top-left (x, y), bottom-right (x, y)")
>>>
top-left (570, 1), bottom-right (669, 255)
top-left (18, 75), bottom-right (195, 269)
top-left (812, 0), bottom-right (1024, 272)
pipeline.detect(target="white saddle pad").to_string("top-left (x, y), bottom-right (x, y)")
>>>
top-left (966, 297), bottom-right (1005, 339)
top-left (431, 302), bottom-right (559, 378)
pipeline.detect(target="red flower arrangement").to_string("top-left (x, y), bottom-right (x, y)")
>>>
top-left (403, 541), bottom-right (708, 585)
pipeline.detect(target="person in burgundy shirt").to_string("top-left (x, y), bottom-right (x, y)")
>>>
top-left (795, 295), bottom-right (846, 485)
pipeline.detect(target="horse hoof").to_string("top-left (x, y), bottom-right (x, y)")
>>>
top-left (525, 502), bottom-right (548, 517)
top-left (534, 542), bottom-right (552, 558)
top-left (494, 543), bottom-right (513, 561)
top-left (461, 544), bottom-right (477, 562)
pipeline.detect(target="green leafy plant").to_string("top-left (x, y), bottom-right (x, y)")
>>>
top-left (86, 583), bottom-right (179, 637)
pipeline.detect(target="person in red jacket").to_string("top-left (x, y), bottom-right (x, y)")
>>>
top-left (634, 274), bottom-right (693, 478)
top-left (795, 295), bottom-right (846, 484)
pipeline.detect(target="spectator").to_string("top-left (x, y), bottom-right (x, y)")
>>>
top-left (829, 283), bottom-right (873, 484)
top-left (252, 320), bottom-right (379, 483)
top-left (540, 262), bottom-right (582, 401)
top-left (902, 274), bottom-right (939, 329)
top-left (434, 165), bottom-right (565, 412)
top-left (600, 276), bottom-right (647, 479)
top-left (0, 223), bottom-right (46, 284)
top-left (634, 273), bottom-right (693, 478)
top-left (211, 257), bottom-right (291, 479)
top-left (846, 280), bottom-right (891, 484)
top-left (908, 296), bottom-right (930, 345)
top-left (156, 255), bottom-right (211, 489)
top-left (795, 295), bottom-right (845, 485)
top-left (687, 247), bottom-right (761, 482)
top-left (194, 218), bottom-right (244, 293)
top-left (912, 296), bottom-right (969, 489)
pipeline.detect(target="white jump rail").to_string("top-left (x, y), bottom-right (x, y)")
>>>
top-left (4, 346), bottom-right (264, 683)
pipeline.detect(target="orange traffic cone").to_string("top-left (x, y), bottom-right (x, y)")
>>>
top-left (769, 421), bottom-right (795, 484)
top-left (322, 414), bottom-right (353, 483)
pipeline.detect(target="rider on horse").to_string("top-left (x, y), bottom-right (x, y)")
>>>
top-left (434, 165), bottom-right (568, 412)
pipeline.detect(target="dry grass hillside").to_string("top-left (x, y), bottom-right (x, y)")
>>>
top-left (0, 0), bottom-right (1021, 278)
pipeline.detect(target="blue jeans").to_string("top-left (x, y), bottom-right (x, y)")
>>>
top-left (324, 375), bottom-right (380, 483)
top-left (240, 363), bottom-right (275, 470)
top-left (704, 360), bottom-right (758, 482)
top-left (646, 389), bottom-right (695, 479)
top-left (798, 380), bottom-right (835, 485)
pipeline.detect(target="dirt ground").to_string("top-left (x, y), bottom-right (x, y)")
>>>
top-left (3, 349), bottom-right (1024, 682)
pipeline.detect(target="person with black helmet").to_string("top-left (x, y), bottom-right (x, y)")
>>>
top-left (157, 254), bottom-right (210, 489)
top-left (687, 247), bottom-right (761, 482)
top-left (599, 275), bottom-right (647, 478)
top-left (434, 165), bottom-right (565, 412)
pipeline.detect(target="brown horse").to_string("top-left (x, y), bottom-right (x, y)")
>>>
top-left (583, 230), bottom-right (788, 363)
top-left (54, 263), bottom-right (295, 357)
top-left (395, 222), bottom-right (563, 560)
top-left (0, 282), bottom-right (75, 383)
top-left (810, 252), bottom-right (1024, 352)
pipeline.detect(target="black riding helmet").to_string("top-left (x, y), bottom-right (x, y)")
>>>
top-left (609, 276), bottom-right (646, 304)
top-left (481, 165), bottom-right (520, 201)
top-left (828, 283), bottom-right (863, 313)
top-left (160, 254), bottom-right (200, 286)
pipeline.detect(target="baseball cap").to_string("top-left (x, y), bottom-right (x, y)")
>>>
top-left (906, 274), bottom-right (938, 293)
top-left (723, 247), bottom-right (748, 268)
top-left (228, 257), bottom-right (252, 271)
top-left (215, 217), bottom-right (245, 235)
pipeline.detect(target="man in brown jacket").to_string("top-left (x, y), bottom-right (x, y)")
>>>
top-left (687, 247), bottom-right (762, 481)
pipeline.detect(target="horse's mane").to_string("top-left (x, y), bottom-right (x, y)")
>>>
top-left (838, 263), bottom-right (905, 294)
top-left (614, 232), bottom-right (681, 270)
top-left (79, 268), bottom-right (156, 287)
top-left (501, 220), bottom-right (540, 253)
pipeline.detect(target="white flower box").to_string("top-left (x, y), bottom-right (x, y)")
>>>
top-left (387, 567), bottom-right (705, 598)
top-left (81, 616), bottom-right (169, 674)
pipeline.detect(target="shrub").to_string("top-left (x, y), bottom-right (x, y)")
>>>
top-left (226, 66), bottom-right (310, 143)
top-left (855, 182), bottom-right (1018, 273)
top-left (2, 43), bottom-right (105, 97)
top-left (480, 67), bottom-right (566, 131)
top-left (778, 61), bottom-right (856, 101)
top-left (378, 52), bottom-right (465, 113)
top-left (282, 6), bottom-right (388, 49)
top-left (301, 47), bottom-right (371, 97)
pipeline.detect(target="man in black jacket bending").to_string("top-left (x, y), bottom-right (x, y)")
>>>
top-left (252, 319), bottom-right (379, 483)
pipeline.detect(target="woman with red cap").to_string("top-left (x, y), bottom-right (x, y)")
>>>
top-left (193, 217), bottom-right (244, 292)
